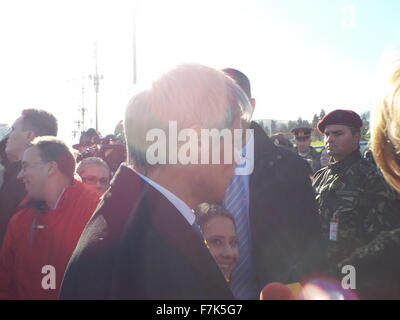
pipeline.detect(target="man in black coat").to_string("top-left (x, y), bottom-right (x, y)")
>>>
top-left (222, 68), bottom-right (324, 299)
top-left (60, 64), bottom-right (253, 299)
top-left (249, 121), bottom-right (324, 285)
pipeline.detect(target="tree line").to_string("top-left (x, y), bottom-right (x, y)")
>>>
top-left (256, 109), bottom-right (370, 141)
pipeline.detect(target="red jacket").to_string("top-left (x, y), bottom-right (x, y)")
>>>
top-left (0, 180), bottom-right (100, 299)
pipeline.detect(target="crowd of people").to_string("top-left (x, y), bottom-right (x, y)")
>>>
top-left (0, 52), bottom-right (400, 300)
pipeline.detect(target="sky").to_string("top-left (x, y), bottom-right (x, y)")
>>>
top-left (1, 0), bottom-right (400, 144)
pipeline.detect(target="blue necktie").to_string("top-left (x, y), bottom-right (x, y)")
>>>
top-left (223, 174), bottom-right (258, 299)
top-left (192, 222), bottom-right (204, 241)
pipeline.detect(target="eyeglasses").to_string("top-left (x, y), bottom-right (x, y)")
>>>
top-left (81, 176), bottom-right (109, 185)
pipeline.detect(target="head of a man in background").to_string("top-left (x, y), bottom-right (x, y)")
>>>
top-left (6, 109), bottom-right (58, 163)
top-left (292, 127), bottom-right (313, 154)
top-left (221, 68), bottom-right (256, 114)
top-left (77, 157), bottom-right (110, 193)
top-left (317, 109), bottom-right (362, 162)
top-left (17, 137), bottom-right (75, 204)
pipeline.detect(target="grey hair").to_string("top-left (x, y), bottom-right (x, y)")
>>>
top-left (76, 157), bottom-right (110, 176)
top-left (124, 63), bottom-right (253, 170)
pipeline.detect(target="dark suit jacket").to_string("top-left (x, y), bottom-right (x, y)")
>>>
top-left (60, 165), bottom-right (234, 300)
top-left (249, 122), bottom-right (324, 288)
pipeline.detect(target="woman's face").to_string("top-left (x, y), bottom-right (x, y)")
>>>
top-left (202, 216), bottom-right (239, 282)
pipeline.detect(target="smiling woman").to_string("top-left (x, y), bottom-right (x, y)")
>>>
top-left (195, 203), bottom-right (239, 282)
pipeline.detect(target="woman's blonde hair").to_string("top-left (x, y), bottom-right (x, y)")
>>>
top-left (371, 49), bottom-right (400, 191)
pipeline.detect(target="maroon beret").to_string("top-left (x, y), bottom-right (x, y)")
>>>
top-left (317, 109), bottom-right (363, 133)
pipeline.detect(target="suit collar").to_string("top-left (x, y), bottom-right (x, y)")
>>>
top-left (250, 121), bottom-right (278, 161)
top-left (147, 187), bottom-right (233, 298)
top-left (249, 121), bottom-right (282, 189)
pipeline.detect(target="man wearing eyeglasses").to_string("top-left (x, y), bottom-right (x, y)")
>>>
top-left (76, 157), bottom-right (110, 193)
top-left (292, 127), bottom-right (321, 175)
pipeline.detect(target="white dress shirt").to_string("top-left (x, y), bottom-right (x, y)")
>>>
top-left (135, 170), bottom-right (195, 226)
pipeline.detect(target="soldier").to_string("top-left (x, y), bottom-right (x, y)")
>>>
top-left (328, 52), bottom-right (400, 299)
top-left (312, 109), bottom-right (400, 269)
top-left (292, 127), bottom-right (321, 174)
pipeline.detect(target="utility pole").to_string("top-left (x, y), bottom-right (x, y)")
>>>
top-left (71, 77), bottom-right (87, 143)
top-left (79, 78), bottom-right (87, 131)
top-left (89, 42), bottom-right (103, 131)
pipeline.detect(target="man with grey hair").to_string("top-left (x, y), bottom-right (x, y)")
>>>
top-left (60, 64), bottom-right (252, 299)
top-left (76, 157), bottom-right (110, 193)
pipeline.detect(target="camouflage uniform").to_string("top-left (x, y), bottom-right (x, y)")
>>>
top-left (297, 146), bottom-right (321, 174)
top-left (312, 150), bottom-right (400, 267)
top-left (333, 227), bottom-right (400, 299)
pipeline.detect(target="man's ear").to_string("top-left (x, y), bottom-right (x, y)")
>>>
top-left (47, 161), bottom-right (58, 176)
top-left (25, 130), bottom-right (36, 142)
